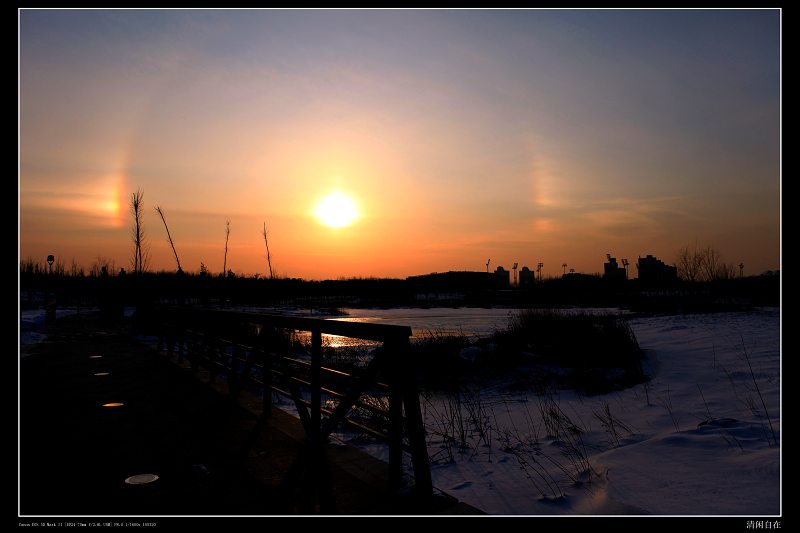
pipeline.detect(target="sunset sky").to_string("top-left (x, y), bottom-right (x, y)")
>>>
top-left (19, 9), bottom-right (780, 280)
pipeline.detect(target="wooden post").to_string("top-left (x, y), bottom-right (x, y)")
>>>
top-left (177, 333), bottom-right (184, 363)
top-left (387, 340), bottom-right (405, 492)
top-left (167, 330), bottom-right (175, 358)
top-left (228, 343), bottom-right (240, 398)
top-left (309, 328), bottom-right (325, 511)
top-left (207, 339), bottom-right (217, 385)
top-left (190, 335), bottom-right (201, 373)
top-left (402, 370), bottom-right (433, 499)
top-left (261, 329), bottom-right (273, 418)
top-left (310, 328), bottom-right (322, 445)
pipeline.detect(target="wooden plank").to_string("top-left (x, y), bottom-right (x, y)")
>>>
top-left (319, 351), bottom-right (387, 438)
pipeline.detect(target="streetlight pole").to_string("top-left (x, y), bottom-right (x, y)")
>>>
top-left (45, 254), bottom-right (56, 325)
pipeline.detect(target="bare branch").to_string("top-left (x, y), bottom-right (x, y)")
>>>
top-left (223, 218), bottom-right (231, 276)
top-left (262, 221), bottom-right (274, 280)
top-left (155, 205), bottom-right (182, 273)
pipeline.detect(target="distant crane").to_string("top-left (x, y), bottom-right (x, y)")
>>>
top-left (486, 258), bottom-right (491, 273)
top-left (537, 262), bottom-right (544, 281)
top-left (622, 258), bottom-right (630, 280)
top-left (562, 263), bottom-right (567, 276)
top-left (738, 262), bottom-right (744, 278)
top-left (512, 263), bottom-right (518, 286)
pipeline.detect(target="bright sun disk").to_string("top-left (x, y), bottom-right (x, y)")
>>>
top-left (315, 192), bottom-right (358, 228)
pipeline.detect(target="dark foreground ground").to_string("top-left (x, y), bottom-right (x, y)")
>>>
top-left (19, 312), bottom-right (481, 516)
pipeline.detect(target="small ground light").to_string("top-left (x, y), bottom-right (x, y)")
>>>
top-left (94, 372), bottom-right (110, 376)
top-left (89, 355), bottom-right (103, 359)
top-left (124, 474), bottom-right (159, 485)
top-left (102, 402), bottom-right (124, 407)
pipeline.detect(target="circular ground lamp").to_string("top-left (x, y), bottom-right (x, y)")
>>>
top-left (124, 474), bottom-right (159, 485)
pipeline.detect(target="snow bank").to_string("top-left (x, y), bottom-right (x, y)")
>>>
top-left (339, 308), bottom-right (780, 515)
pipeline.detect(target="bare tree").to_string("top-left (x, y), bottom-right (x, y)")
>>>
top-left (262, 221), bottom-right (274, 280)
top-left (716, 261), bottom-right (737, 281)
top-left (20, 258), bottom-right (39, 275)
top-left (677, 243), bottom-right (737, 282)
top-left (223, 218), bottom-right (231, 276)
top-left (91, 256), bottom-right (115, 278)
top-left (52, 257), bottom-right (65, 276)
top-left (130, 188), bottom-right (150, 274)
top-left (69, 258), bottom-right (83, 277)
top-left (676, 243), bottom-right (703, 282)
top-left (700, 245), bottom-right (722, 282)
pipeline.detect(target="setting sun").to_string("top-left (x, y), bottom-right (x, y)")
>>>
top-left (315, 191), bottom-right (359, 228)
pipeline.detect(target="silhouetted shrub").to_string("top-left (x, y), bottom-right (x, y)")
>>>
top-left (488, 309), bottom-right (644, 393)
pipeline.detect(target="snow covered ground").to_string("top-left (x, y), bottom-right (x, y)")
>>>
top-left (332, 308), bottom-right (781, 515)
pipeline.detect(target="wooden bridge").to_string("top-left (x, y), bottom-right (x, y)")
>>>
top-left (157, 307), bottom-right (435, 506)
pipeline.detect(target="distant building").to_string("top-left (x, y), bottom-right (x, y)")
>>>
top-left (637, 254), bottom-right (678, 285)
top-left (407, 269), bottom-right (509, 296)
top-left (603, 255), bottom-right (626, 282)
top-left (519, 266), bottom-right (536, 288)
top-left (494, 266), bottom-right (509, 288)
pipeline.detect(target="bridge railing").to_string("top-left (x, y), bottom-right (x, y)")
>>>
top-left (156, 307), bottom-right (432, 498)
